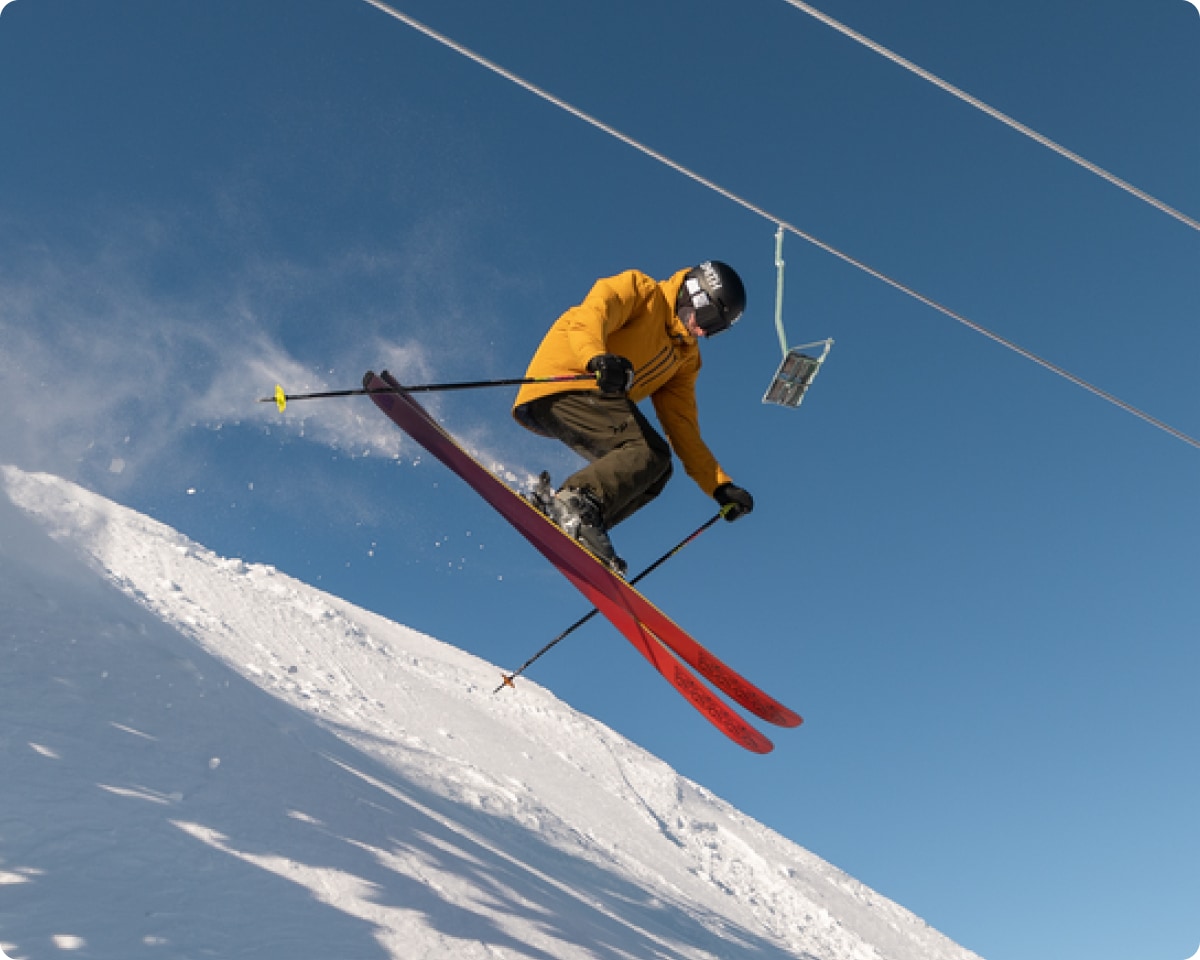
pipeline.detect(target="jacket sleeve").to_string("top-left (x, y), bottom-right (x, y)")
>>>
top-left (559, 271), bottom-right (653, 366)
top-left (650, 361), bottom-right (734, 497)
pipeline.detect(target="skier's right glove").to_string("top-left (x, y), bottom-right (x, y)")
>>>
top-left (587, 354), bottom-right (635, 398)
top-left (714, 483), bottom-right (754, 522)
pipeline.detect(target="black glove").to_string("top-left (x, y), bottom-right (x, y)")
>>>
top-left (587, 354), bottom-right (635, 397)
top-left (714, 483), bottom-right (754, 522)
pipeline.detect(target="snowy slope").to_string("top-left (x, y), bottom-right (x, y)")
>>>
top-left (0, 466), bottom-right (982, 960)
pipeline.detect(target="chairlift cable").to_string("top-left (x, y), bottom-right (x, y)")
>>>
top-left (357, 0), bottom-right (1200, 451)
top-left (775, 0), bottom-right (1200, 234)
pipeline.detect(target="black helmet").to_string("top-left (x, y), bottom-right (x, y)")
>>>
top-left (676, 260), bottom-right (746, 336)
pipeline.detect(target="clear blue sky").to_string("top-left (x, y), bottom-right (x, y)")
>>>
top-left (2, 2), bottom-right (1198, 959)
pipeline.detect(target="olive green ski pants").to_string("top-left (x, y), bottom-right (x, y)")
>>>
top-left (519, 392), bottom-right (673, 529)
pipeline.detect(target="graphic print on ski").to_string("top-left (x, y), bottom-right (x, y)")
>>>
top-left (365, 371), bottom-right (801, 746)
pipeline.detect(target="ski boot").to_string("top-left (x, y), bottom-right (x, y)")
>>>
top-left (526, 472), bottom-right (627, 576)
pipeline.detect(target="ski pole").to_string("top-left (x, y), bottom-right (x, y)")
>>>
top-left (262, 373), bottom-right (594, 412)
top-left (494, 512), bottom-right (723, 693)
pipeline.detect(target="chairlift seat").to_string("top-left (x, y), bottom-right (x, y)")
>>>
top-left (762, 341), bottom-right (831, 408)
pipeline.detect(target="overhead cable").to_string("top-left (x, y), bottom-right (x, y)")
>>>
top-left (357, 0), bottom-right (1200, 451)
top-left (777, 0), bottom-right (1200, 233)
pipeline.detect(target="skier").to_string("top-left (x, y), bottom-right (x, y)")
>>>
top-left (513, 261), bottom-right (755, 574)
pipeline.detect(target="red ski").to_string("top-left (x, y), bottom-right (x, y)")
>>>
top-left (364, 370), bottom-right (801, 751)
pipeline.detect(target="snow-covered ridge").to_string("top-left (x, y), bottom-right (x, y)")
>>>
top-left (0, 465), bottom-right (981, 960)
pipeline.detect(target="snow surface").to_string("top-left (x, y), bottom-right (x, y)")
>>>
top-left (0, 466), bottom-right (982, 960)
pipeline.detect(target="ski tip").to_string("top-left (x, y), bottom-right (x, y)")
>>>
top-left (775, 708), bottom-right (804, 729)
top-left (737, 727), bottom-right (775, 754)
top-left (273, 384), bottom-right (287, 412)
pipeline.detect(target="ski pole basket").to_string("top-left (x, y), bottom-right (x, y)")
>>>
top-left (762, 225), bottom-right (833, 409)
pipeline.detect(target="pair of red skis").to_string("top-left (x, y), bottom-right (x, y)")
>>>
top-left (365, 371), bottom-right (801, 753)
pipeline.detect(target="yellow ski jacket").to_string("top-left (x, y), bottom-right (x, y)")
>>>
top-left (513, 268), bottom-right (733, 496)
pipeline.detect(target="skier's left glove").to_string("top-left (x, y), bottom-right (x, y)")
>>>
top-left (714, 483), bottom-right (754, 522)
